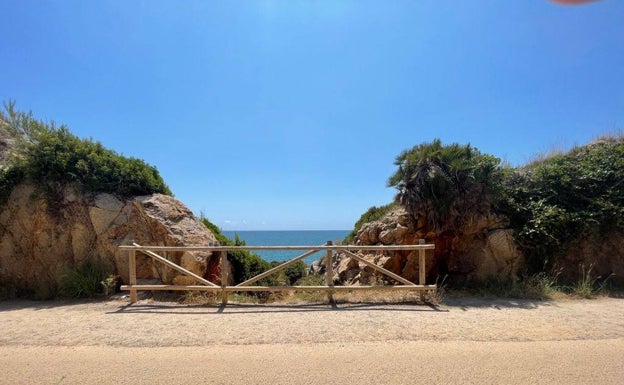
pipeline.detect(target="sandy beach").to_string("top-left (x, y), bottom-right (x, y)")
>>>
top-left (1, 296), bottom-right (623, 384)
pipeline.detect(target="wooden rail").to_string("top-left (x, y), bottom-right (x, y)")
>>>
top-left (119, 240), bottom-right (435, 305)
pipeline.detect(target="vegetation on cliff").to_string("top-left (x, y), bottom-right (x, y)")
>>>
top-left (0, 101), bottom-right (171, 202)
top-left (387, 139), bottom-right (503, 233)
top-left (498, 136), bottom-right (624, 272)
top-left (201, 216), bottom-right (307, 287)
top-left (354, 136), bottom-right (624, 280)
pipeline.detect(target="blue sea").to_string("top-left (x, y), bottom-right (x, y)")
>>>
top-left (222, 230), bottom-right (349, 264)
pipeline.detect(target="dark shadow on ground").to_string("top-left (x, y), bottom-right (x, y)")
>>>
top-left (442, 295), bottom-right (554, 311)
top-left (0, 298), bottom-right (113, 312)
top-left (107, 301), bottom-right (448, 315)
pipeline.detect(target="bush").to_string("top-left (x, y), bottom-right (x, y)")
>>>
top-left (497, 137), bottom-right (624, 272)
top-left (388, 139), bottom-right (503, 232)
top-left (0, 101), bottom-right (171, 200)
top-left (200, 216), bottom-right (309, 289)
top-left (200, 216), bottom-right (278, 286)
top-left (60, 259), bottom-right (111, 298)
top-left (0, 166), bottom-right (23, 204)
top-left (348, 136), bottom-right (624, 283)
top-left (295, 273), bottom-right (324, 286)
top-left (283, 260), bottom-right (308, 285)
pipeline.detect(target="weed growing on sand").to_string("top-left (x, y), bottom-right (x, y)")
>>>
top-left (287, 274), bottom-right (326, 303)
top-left (520, 271), bottom-right (563, 299)
top-left (454, 265), bottom-right (617, 300)
top-left (426, 275), bottom-right (447, 305)
top-left (462, 272), bottom-right (565, 300)
top-left (101, 275), bottom-right (120, 297)
top-left (570, 264), bottom-right (613, 299)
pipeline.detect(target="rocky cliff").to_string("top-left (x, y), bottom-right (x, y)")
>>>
top-left (331, 207), bottom-right (525, 285)
top-left (334, 205), bottom-right (623, 286)
top-left (0, 183), bottom-right (221, 296)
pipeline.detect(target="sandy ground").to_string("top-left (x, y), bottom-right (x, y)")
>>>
top-left (1, 296), bottom-right (624, 384)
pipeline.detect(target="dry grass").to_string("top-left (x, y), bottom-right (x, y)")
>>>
top-left (168, 288), bottom-right (441, 306)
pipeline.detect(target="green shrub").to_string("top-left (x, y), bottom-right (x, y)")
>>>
top-left (347, 136), bottom-right (624, 285)
top-left (0, 166), bottom-right (23, 204)
top-left (0, 101), bottom-right (171, 200)
top-left (283, 260), bottom-right (308, 285)
top-left (388, 139), bottom-right (503, 232)
top-left (60, 259), bottom-right (111, 298)
top-left (200, 216), bottom-right (309, 289)
top-left (569, 264), bottom-right (613, 298)
top-left (200, 216), bottom-right (279, 286)
top-left (497, 137), bottom-right (624, 272)
top-left (295, 273), bottom-right (324, 286)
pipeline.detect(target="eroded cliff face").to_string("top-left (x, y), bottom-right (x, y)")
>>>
top-left (335, 206), bottom-right (624, 286)
top-left (0, 183), bottom-right (221, 295)
top-left (333, 208), bottom-right (525, 285)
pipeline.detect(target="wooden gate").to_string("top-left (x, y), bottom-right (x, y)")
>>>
top-left (119, 240), bottom-right (435, 304)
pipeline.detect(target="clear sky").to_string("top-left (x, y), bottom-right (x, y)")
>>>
top-left (1, 1), bottom-right (622, 230)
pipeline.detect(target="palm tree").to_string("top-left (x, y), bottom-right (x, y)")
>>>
top-left (388, 139), bottom-right (502, 232)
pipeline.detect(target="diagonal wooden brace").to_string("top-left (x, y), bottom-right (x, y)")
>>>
top-left (132, 243), bottom-right (219, 287)
top-left (341, 249), bottom-right (417, 286)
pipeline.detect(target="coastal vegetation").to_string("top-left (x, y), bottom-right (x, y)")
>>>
top-left (388, 139), bottom-right (503, 233)
top-left (497, 135), bottom-right (624, 273)
top-left (200, 216), bottom-right (307, 289)
top-left (349, 135), bottom-right (624, 296)
top-left (0, 101), bottom-right (171, 204)
top-left (2, 102), bottom-right (620, 301)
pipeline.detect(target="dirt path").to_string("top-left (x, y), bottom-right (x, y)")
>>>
top-left (1, 297), bottom-right (624, 384)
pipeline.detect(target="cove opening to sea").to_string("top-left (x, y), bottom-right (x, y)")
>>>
top-left (221, 230), bottom-right (349, 264)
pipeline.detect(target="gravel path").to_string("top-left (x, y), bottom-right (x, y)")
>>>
top-left (1, 296), bottom-right (623, 384)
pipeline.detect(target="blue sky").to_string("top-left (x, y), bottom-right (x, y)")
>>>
top-left (1, 1), bottom-right (622, 230)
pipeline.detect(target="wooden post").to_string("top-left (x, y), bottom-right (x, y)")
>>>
top-left (129, 249), bottom-right (137, 303)
top-left (220, 250), bottom-right (228, 305)
top-left (419, 239), bottom-right (426, 302)
top-left (325, 241), bottom-right (334, 304)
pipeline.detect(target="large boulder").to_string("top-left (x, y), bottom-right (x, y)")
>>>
top-left (334, 207), bottom-right (524, 285)
top-left (0, 183), bottom-right (222, 296)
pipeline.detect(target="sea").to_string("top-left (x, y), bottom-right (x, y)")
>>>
top-left (222, 230), bottom-right (349, 264)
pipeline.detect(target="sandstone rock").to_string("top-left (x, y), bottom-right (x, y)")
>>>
top-left (0, 183), bottom-right (221, 295)
top-left (309, 259), bottom-right (325, 275)
top-left (556, 232), bottom-right (624, 286)
top-left (94, 193), bottom-right (123, 211)
top-left (336, 207), bottom-right (525, 285)
top-left (478, 229), bottom-right (524, 281)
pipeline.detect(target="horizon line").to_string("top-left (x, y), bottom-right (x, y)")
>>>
top-left (221, 229), bottom-right (351, 232)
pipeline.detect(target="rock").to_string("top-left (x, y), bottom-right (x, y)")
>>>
top-left (556, 231), bottom-right (624, 287)
top-left (335, 207), bottom-right (525, 285)
top-left (309, 259), bottom-right (325, 275)
top-left (0, 183), bottom-right (221, 295)
top-left (336, 255), bottom-right (359, 283)
top-left (479, 229), bottom-right (525, 281)
top-left (94, 193), bottom-right (124, 211)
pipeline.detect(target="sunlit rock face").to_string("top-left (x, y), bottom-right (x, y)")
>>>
top-left (0, 185), bottom-right (222, 295)
top-left (332, 207), bottom-right (524, 285)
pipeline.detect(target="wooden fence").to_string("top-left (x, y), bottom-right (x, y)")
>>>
top-left (119, 240), bottom-right (435, 304)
